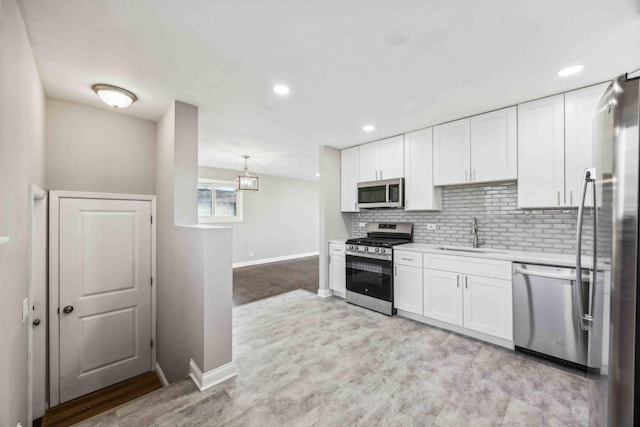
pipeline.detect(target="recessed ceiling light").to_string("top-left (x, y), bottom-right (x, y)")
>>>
top-left (92, 84), bottom-right (137, 108)
top-left (386, 30), bottom-right (410, 47)
top-left (557, 65), bottom-right (584, 77)
top-left (315, 172), bottom-right (320, 177)
top-left (273, 84), bottom-right (291, 95)
top-left (363, 124), bottom-right (375, 132)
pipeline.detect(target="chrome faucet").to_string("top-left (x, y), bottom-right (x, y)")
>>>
top-left (471, 217), bottom-right (481, 248)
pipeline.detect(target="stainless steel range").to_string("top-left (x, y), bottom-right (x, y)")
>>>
top-left (345, 223), bottom-right (413, 316)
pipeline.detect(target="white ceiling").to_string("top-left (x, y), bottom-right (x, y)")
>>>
top-left (20, 0), bottom-right (640, 181)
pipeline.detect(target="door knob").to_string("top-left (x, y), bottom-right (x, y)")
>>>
top-left (63, 305), bottom-right (74, 314)
top-left (33, 319), bottom-right (41, 326)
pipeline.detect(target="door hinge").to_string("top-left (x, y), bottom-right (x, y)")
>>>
top-left (150, 339), bottom-right (153, 348)
top-left (150, 277), bottom-right (153, 287)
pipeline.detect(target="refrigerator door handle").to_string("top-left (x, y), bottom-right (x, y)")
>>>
top-left (587, 170), bottom-right (598, 328)
top-left (576, 168), bottom-right (596, 331)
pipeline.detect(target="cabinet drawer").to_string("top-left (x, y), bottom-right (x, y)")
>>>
top-left (423, 253), bottom-right (511, 280)
top-left (329, 243), bottom-right (345, 255)
top-left (394, 250), bottom-right (422, 268)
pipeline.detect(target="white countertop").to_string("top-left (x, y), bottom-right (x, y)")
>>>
top-left (394, 243), bottom-right (606, 270)
top-left (328, 239), bottom-right (346, 245)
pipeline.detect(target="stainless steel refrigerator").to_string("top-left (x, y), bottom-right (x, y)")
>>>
top-left (586, 73), bottom-right (639, 426)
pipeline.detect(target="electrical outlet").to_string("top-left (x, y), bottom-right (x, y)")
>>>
top-left (22, 298), bottom-right (29, 324)
top-left (359, 222), bottom-right (366, 228)
top-left (426, 224), bottom-right (437, 231)
top-left (249, 252), bottom-right (254, 257)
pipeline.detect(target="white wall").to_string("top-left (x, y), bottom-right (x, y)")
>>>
top-left (198, 166), bottom-right (319, 265)
top-left (155, 102), bottom-right (233, 382)
top-left (0, 0), bottom-right (46, 425)
top-left (318, 146), bottom-right (351, 294)
top-left (45, 97), bottom-right (156, 194)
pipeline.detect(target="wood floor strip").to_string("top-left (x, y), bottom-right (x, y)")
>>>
top-left (42, 371), bottom-right (163, 426)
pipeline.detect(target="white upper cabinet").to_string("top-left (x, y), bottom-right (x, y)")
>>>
top-left (470, 106), bottom-right (517, 183)
top-left (517, 94), bottom-right (565, 208)
top-left (433, 118), bottom-right (471, 185)
top-left (358, 141), bottom-right (380, 182)
top-left (404, 128), bottom-right (442, 211)
top-left (564, 83), bottom-right (608, 207)
top-left (433, 109), bottom-right (517, 186)
top-left (340, 146), bottom-right (360, 212)
top-left (358, 136), bottom-right (404, 182)
top-left (379, 135), bottom-right (404, 180)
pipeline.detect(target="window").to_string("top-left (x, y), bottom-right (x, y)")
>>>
top-left (198, 178), bottom-right (244, 223)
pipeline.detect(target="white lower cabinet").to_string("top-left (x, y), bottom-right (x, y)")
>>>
top-left (462, 274), bottom-right (513, 340)
top-left (328, 243), bottom-right (346, 295)
top-left (395, 252), bottom-right (514, 345)
top-left (423, 269), bottom-right (463, 326)
top-left (393, 264), bottom-right (423, 315)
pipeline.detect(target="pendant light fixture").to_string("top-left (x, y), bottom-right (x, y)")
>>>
top-left (234, 155), bottom-right (259, 191)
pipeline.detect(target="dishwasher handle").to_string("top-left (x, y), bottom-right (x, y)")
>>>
top-left (514, 267), bottom-right (590, 282)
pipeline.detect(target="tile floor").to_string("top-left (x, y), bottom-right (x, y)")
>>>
top-left (77, 290), bottom-right (593, 426)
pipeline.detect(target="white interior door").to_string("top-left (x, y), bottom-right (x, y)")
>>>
top-left (58, 198), bottom-right (152, 403)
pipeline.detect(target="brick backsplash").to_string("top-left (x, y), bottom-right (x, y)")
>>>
top-left (351, 182), bottom-right (594, 254)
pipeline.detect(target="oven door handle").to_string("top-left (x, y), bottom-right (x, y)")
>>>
top-left (345, 251), bottom-right (392, 261)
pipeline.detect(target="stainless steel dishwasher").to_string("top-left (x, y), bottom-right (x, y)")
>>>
top-left (512, 263), bottom-right (604, 371)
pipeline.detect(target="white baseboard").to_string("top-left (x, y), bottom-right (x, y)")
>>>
top-left (189, 359), bottom-right (237, 392)
top-left (154, 362), bottom-right (169, 386)
top-left (233, 251), bottom-right (319, 269)
top-left (396, 309), bottom-right (515, 350)
top-left (331, 289), bottom-right (346, 299)
top-left (317, 288), bottom-right (333, 298)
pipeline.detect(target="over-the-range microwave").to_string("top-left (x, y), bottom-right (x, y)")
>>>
top-left (357, 178), bottom-right (404, 209)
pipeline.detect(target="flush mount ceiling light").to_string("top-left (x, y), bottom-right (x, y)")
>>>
top-left (273, 84), bottom-right (291, 95)
top-left (557, 65), bottom-right (584, 77)
top-left (234, 155), bottom-right (259, 191)
top-left (385, 30), bottom-right (409, 47)
top-left (92, 84), bottom-right (137, 108)
top-left (363, 124), bottom-right (375, 132)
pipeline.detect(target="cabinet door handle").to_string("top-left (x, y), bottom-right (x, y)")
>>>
top-left (570, 190), bottom-right (573, 206)
top-left (355, 202), bottom-right (357, 211)
top-left (380, 170), bottom-right (383, 180)
top-left (375, 170), bottom-right (378, 180)
top-left (473, 169), bottom-right (477, 181)
top-left (457, 275), bottom-right (460, 288)
top-left (557, 190), bottom-right (561, 206)
top-left (465, 276), bottom-right (468, 289)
